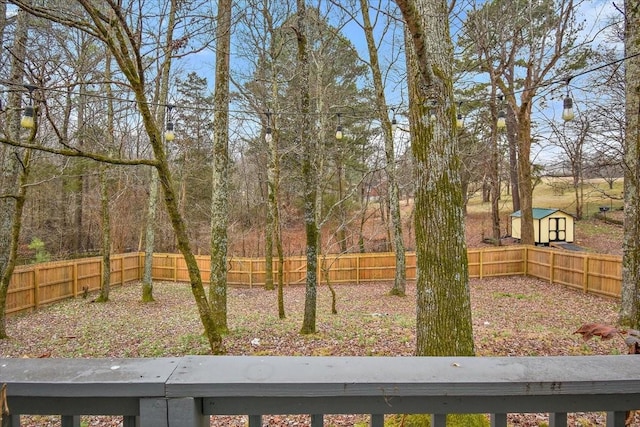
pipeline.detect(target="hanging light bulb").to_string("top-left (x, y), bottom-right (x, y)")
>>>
top-left (497, 110), bottom-right (506, 130)
top-left (164, 121), bottom-right (175, 141)
top-left (21, 105), bottom-right (35, 129)
top-left (391, 108), bottom-right (397, 133)
top-left (562, 95), bottom-right (575, 121)
top-left (164, 104), bottom-right (175, 141)
top-left (562, 77), bottom-right (575, 121)
top-left (21, 85), bottom-right (36, 129)
top-left (335, 113), bottom-right (343, 140)
top-left (265, 111), bottom-right (273, 143)
top-left (456, 113), bottom-right (464, 129)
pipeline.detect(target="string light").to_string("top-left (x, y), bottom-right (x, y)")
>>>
top-left (265, 110), bottom-right (273, 143)
top-left (20, 85), bottom-right (36, 129)
top-left (391, 108), bottom-right (397, 133)
top-left (164, 104), bottom-right (175, 141)
top-left (456, 102), bottom-right (464, 129)
top-left (562, 78), bottom-right (575, 121)
top-left (496, 95), bottom-right (506, 130)
top-left (335, 113), bottom-right (343, 140)
top-left (1, 51), bottom-right (637, 131)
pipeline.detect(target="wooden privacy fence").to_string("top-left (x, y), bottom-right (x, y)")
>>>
top-left (6, 246), bottom-right (623, 316)
top-left (6, 253), bottom-right (142, 315)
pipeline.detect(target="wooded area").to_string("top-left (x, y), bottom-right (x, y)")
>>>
top-left (1, 0), bottom-right (639, 356)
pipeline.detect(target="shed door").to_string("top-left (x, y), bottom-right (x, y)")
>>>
top-left (549, 218), bottom-right (566, 242)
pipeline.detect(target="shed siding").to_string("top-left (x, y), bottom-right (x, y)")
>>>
top-left (510, 209), bottom-right (574, 244)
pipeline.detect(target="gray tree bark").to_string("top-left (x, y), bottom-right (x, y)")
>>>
top-left (0, 7), bottom-right (31, 339)
top-left (619, 0), bottom-right (640, 328)
top-left (95, 164), bottom-right (111, 302)
top-left (210, 0), bottom-right (232, 333)
top-left (396, 0), bottom-right (475, 356)
top-left (297, 0), bottom-right (318, 335)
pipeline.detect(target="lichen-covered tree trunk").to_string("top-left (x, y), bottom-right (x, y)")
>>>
top-left (141, 0), bottom-right (177, 303)
top-left (94, 52), bottom-right (116, 303)
top-left (142, 168), bottom-right (158, 302)
top-left (516, 108), bottom-right (534, 245)
top-left (0, 7), bottom-right (30, 339)
top-left (359, 0), bottom-right (406, 296)
top-left (297, 0), bottom-right (318, 335)
top-left (619, 0), bottom-right (640, 328)
top-left (95, 165), bottom-right (111, 302)
top-left (507, 109), bottom-right (520, 213)
top-left (396, 0), bottom-right (475, 357)
top-left (0, 150), bottom-right (30, 339)
top-left (209, 0), bottom-right (232, 334)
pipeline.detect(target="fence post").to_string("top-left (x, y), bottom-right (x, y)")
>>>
top-left (523, 247), bottom-right (528, 276)
top-left (139, 252), bottom-right (145, 281)
top-left (173, 254), bottom-right (178, 282)
top-left (33, 266), bottom-right (40, 310)
top-left (356, 254), bottom-right (360, 285)
top-left (582, 255), bottom-right (589, 293)
top-left (121, 255), bottom-right (125, 286)
top-left (479, 250), bottom-right (484, 279)
top-left (72, 263), bottom-right (78, 297)
top-left (549, 251), bottom-right (555, 284)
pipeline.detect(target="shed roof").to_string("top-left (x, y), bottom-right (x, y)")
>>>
top-left (510, 208), bottom-right (573, 219)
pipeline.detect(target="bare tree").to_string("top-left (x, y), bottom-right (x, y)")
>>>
top-left (7, 0), bottom-right (224, 353)
top-left (358, 0), bottom-right (407, 296)
top-left (0, 6), bottom-right (32, 339)
top-left (461, 0), bottom-right (589, 245)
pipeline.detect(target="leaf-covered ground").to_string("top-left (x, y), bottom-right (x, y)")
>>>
top-left (1, 276), bottom-right (630, 426)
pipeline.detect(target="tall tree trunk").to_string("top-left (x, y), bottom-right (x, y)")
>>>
top-left (396, 0), bottom-right (475, 356)
top-left (359, 0), bottom-right (406, 296)
top-left (210, 0), bottom-right (232, 333)
top-left (297, 0), bottom-right (318, 335)
top-left (507, 106), bottom-right (520, 213)
top-left (619, 0), bottom-right (640, 328)
top-left (0, 7), bottom-right (30, 339)
top-left (142, 168), bottom-right (158, 302)
top-left (142, 0), bottom-right (177, 302)
top-left (95, 165), bottom-right (111, 302)
top-left (516, 106), bottom-right (534, 245)
top-left (94, 50), bottom-right (117, 303)
top-left (490, 86), bottom-right (501, 244)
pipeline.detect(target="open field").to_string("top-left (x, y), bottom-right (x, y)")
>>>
top-left (464, 177), bottom-right (625, 255)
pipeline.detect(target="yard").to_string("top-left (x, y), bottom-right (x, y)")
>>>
top-left (0, 276), bottom-right (629, 426)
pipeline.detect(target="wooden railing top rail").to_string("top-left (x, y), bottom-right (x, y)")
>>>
top-left (3, 355), bottom-right (640, 426)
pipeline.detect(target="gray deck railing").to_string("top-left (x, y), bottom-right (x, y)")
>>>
top-left (2, 355), bottom-right (640, 427)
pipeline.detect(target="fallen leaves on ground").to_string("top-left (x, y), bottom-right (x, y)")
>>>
top-left (0, 276), bottom-right (630, 426)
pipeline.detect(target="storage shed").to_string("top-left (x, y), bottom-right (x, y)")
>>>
top-left (510, 208), bottom-right (575, 245)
